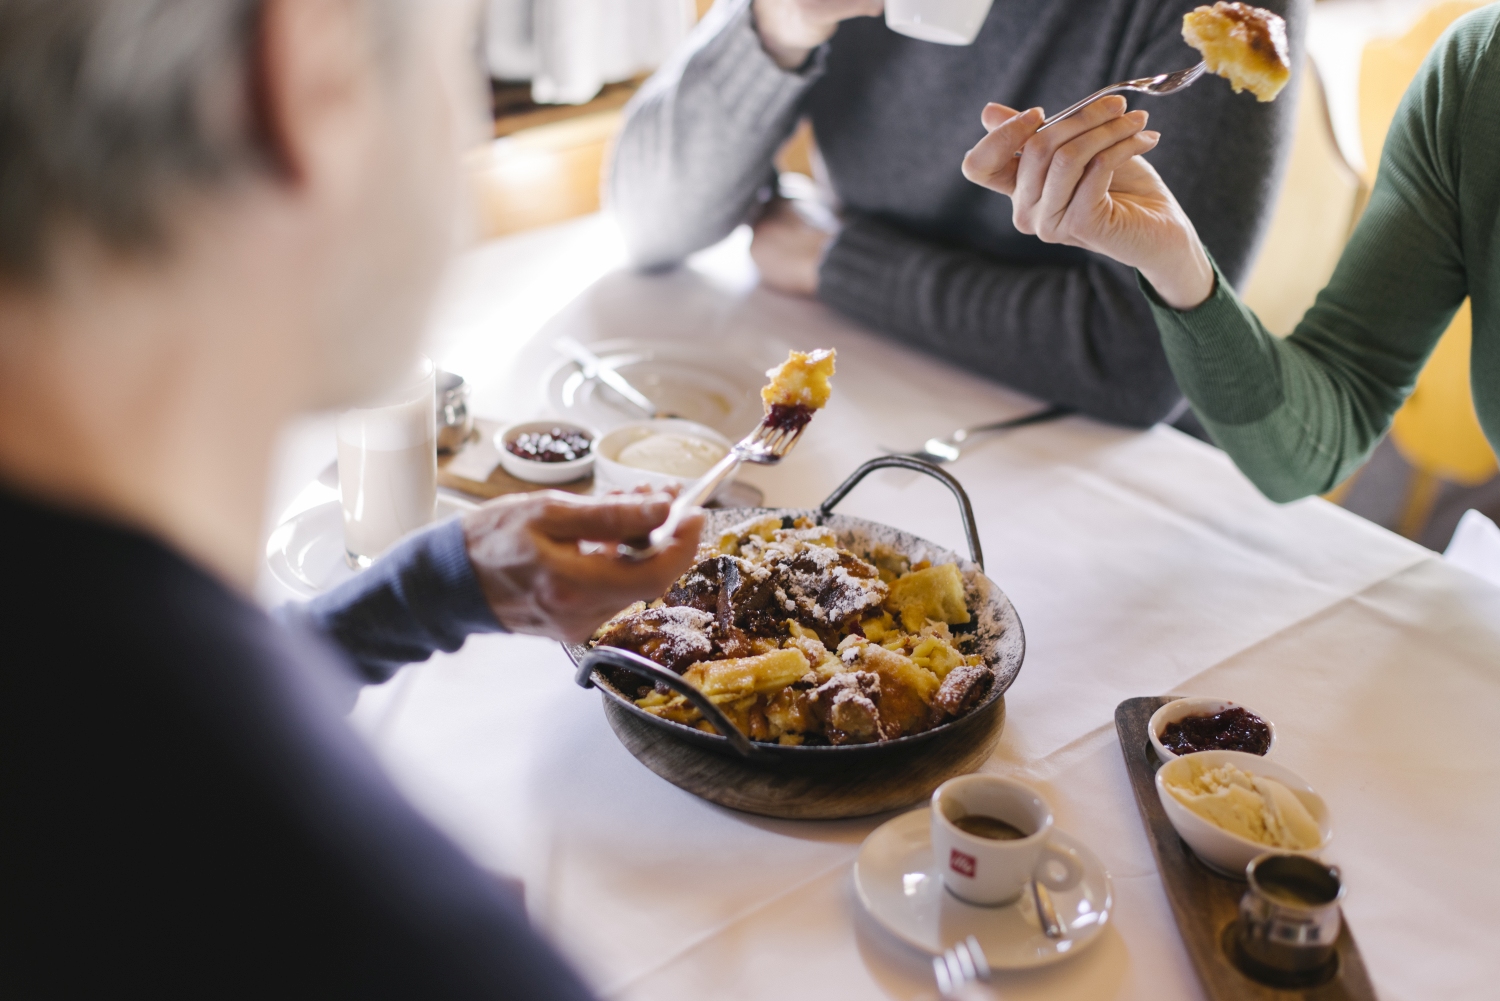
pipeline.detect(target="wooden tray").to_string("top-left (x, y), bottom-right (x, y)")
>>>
top-left (438, 419), bottom-right (593, 499)
top-left (604, 693), bottom-right (1006, 820)
top-left (438, 418), bottom-right (763, 506)
top-left (1115, 697), bottom-right (1376, 1000)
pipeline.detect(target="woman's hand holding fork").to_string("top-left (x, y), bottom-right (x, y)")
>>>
top-left (961, 96), bottom-right (1217, 312)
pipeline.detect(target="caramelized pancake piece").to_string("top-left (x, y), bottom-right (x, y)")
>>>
top-left (762, 545), bottom-right (888, 630)
top-left (765, 681), bottom-right (820, 739)
top-left (762, 349), bottom-right (836, 410)
top-left (664, 554), bottom-right (781, 637)
top-left (593, 605), bottom-right (714, 674)
top-left (929, 665), bottom-right (996, 726)
top-left (839, 638), bottom-right (940, 738)
top-left (1182, 3), bottom-right (1290, 102)
top-left (807, 671), bottom-right (887, 744)
top-left (885, 563), bottom-right (971, 632)
top-left (682, 648), bottom-right (811, 699)
top-left (760, 349), bottom-right (836, 435)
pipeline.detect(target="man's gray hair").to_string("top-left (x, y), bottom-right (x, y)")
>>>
top-left (0, 0), bottom-right (400, 281)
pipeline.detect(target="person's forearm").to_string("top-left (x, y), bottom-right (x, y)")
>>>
top-left (1142, 264), bottom-right (1353, 499)
top-left (278, 518), bottom-right (501, 685)
top-left (751, 0), bottom-right (845, 69)
top-left (818, 215), bottom-right (1183, 426)
top-left (1147, 193), bottom-right (1466, 501)
top-left (1140, 11), bottom-right (1474, 504)
top-left (609, 0), bottom-right (820, 268)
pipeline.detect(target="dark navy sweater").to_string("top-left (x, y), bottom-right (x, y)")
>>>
top-left (2, 488), bottom-right (595, 999)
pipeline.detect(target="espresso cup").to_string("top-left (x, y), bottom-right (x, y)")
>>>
top-left (885, 0), bottom-right (996, 46)
top-left (931, 775), bottom-right (1084, 906)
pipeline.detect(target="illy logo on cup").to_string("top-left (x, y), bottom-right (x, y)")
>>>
top-left (950, 848), bottom-right (977, 878)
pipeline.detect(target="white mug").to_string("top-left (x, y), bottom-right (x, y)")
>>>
top-left (885, 0), bottom-right (996, 46)
top-left (931, 775), bottom-right (1084, 906)
top-left (337, 356), bottom-right (438, 567)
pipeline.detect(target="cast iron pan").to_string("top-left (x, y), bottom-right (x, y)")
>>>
top-left (568, 455), bottom-right (1025, 767)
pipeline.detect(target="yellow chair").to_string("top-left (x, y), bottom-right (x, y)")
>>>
top-left (1241, 58), bottom-right (1364, 337)
top-left (1356, 2), bottom-right (1496, 537)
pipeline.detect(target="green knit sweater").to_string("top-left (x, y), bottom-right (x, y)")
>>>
top-left (1145, 6), bottom-right (1500, 501)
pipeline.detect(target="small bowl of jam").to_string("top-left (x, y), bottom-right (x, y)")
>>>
top-left (1149, 697), bottom-right (1276, 762)
top-left (495, 420), bottom-right (597, 485)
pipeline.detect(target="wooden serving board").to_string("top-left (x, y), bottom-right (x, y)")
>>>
top-left (1115, 697), bottom-right (1377, 1000)
top-left (437, 418), bottom-right (764, 506)
top-left (438, 419), bottom-right (593, 499)
top-left (604, 694), bottom-right (1006, 820)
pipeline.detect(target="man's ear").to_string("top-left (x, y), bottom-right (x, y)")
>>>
top-left (252, 0), bottom-right (380, 193)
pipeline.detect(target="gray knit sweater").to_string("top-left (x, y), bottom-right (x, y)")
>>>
top-left (609, 0), bottom-right (1306, 426)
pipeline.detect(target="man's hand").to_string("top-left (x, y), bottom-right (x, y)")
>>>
top-left (753, 0), bottom-right (883, 70)
top-left (460, 492), bottom-right (703, 643)
top-left (961, 98), bottom-right (1216, 311)
top-left (751, 196), bottom-right (835, 297)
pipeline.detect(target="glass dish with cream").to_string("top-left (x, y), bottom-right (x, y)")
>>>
top-left (594, 419), bottom-right (734, 495)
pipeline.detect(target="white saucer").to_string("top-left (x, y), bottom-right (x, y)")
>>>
top-left (265, 473), bottom-right (476, 598)
top-left (854, 808), bottom-right (1112, 969)
top-left (544, 338), bottom-right (769, 435)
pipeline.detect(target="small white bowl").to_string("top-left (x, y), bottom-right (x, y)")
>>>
top-left (1149, 696), bottom-right (1277, 763)
top-left (494, 420), bottom-right (597, 485)
top-left (594, 419), bottom-right (733, 496)
top-left (1155, 750), bottom-right (1332, 879)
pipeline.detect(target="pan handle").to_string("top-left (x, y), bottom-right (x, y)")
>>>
top-left (575, 647), bottom-right (757, 758)
top-left (816, 455), bottom-right (984, 571)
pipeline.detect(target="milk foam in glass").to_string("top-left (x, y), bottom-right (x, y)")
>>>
top-left (337, 357), bottom-right (437, 567)
top-left (885, 0), bottom-right (996, 45)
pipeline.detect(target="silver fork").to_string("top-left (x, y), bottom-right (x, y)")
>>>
top-left (616, 415), bottom-right (807, 560)
top-left (933, 935), bottom-right (991, 998)
top-left (1014, 61), bottom-right (1207, 155)
top-left (881, 404), bottom-right (1071, 464)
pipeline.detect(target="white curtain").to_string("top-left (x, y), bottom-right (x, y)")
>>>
top-left (485, 0), bottom-right (694, 106)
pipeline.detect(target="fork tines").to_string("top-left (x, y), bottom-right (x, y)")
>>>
top-left (742, 416), bottom-right (806, 462)
top-left (933, 935), bottom-right (990, 997)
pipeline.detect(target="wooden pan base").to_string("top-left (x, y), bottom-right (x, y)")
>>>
top-left (601, 695), bottom-right (1006, 820)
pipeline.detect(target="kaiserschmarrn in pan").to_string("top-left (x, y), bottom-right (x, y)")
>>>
top-left (591, 515), bottom-right (997, 745)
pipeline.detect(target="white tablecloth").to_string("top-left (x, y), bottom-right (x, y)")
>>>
top-left (264, 215), bottom-right (1500, 1001)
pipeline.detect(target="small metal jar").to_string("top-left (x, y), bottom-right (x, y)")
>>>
top-left (1239, 853), bottom-right (1344, 976)
top-left (435, 369), bottom-right (473, 455)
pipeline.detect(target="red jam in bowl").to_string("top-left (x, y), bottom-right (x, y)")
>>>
top-left (506, 427), bottom-right (592, 463)
top-left (1161, 706), bottom-right (1271, 756)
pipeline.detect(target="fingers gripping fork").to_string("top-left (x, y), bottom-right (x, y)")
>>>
top-left (615, 419), bottom-right (807, 561)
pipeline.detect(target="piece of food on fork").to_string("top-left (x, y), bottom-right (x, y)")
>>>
top-left (609, 349), bottom-right (836, 561)
top-left (760, 348), bottom-right (836, 435)
top-left (1182, 2), bottom-right (1291, 102)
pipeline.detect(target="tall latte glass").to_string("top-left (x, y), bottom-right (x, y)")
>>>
top-left (337, 357), bottom-right (437, 567)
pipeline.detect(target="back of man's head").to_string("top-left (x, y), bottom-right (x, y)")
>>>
top-left (0, 0), bottom-right (477, 582)
top-left (0, 0), bottom-right (478, 391)
top-left (0, 1), bottom-right (278, 281)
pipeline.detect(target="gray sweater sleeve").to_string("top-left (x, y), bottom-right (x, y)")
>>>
top-left (608, 0), bottom-right (820, 268)
top-left (820, 1), bottom-right (1306, 426)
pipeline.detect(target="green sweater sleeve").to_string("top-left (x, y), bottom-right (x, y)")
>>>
top-left (1143, 9), bottom-right (1497, 502)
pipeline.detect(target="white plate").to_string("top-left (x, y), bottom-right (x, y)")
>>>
top-left (854, 808), bottom-right (1112, 969)
top-left (544, 338), bottom-right (769, 435)
top-left (265, 469), bottom-right (476, 598)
